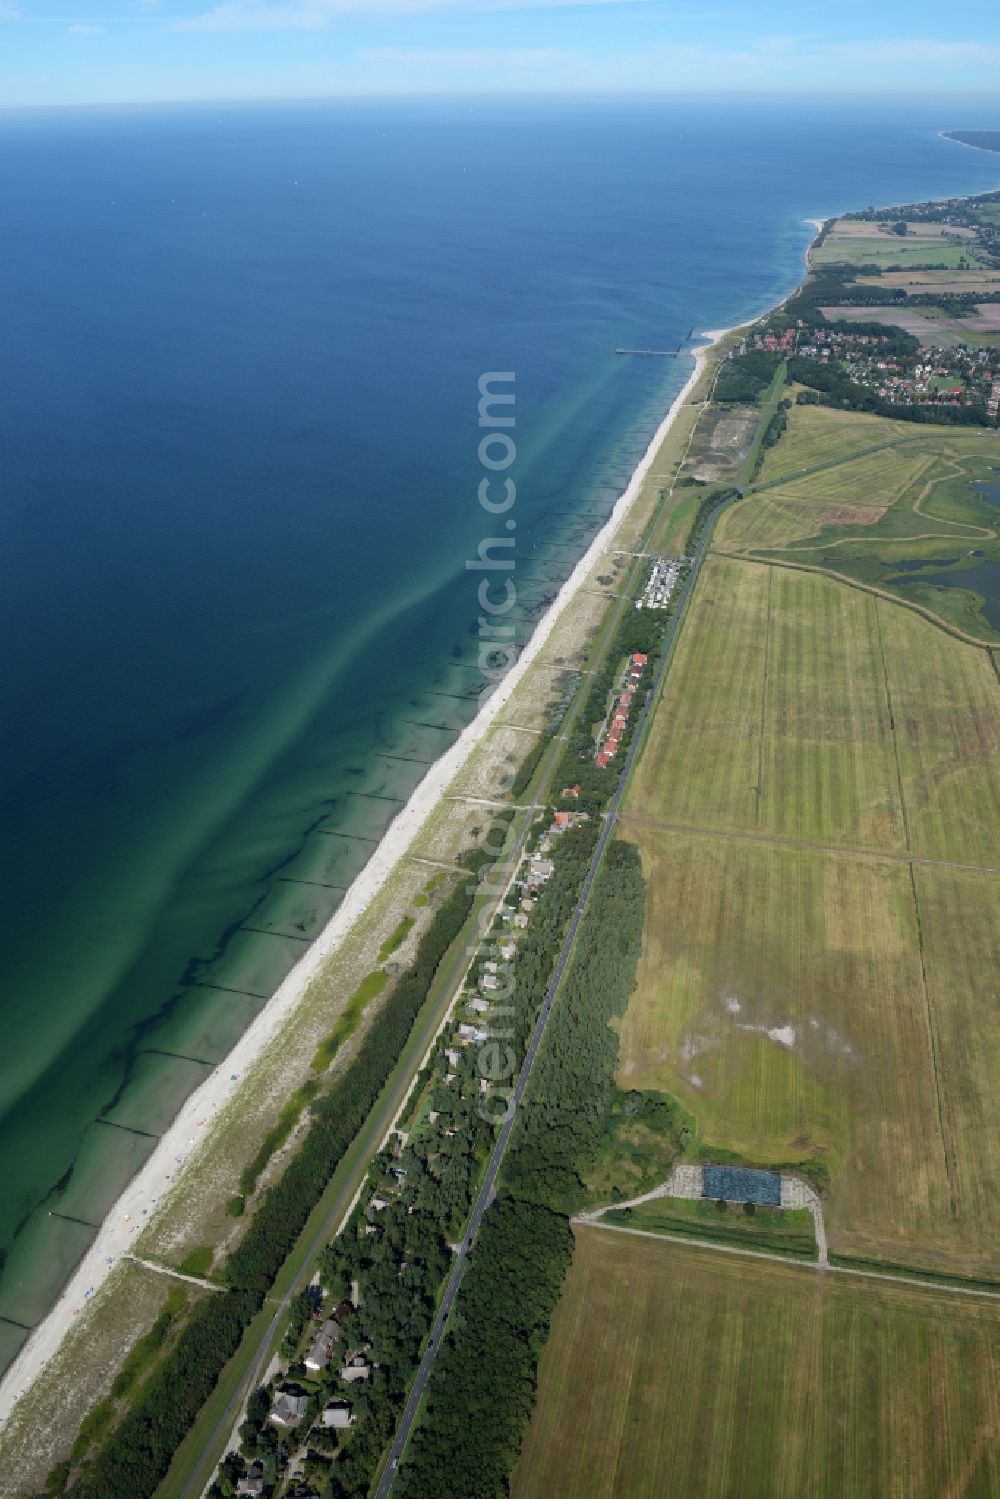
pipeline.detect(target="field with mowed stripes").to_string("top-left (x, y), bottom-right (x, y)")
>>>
top-left (627, 556), bottom-right (1000, 861)
top-left (744, 401), bottom-right (919, 483)
top-left (715, 444), bottom-right (940, 552)
top-left (513, 1229), bottom-right (1000, 1499)
top-left (620, 554), bottom-right (1000, 1273)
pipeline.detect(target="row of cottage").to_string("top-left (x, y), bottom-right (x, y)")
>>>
top-left (595, 653), bottom-right (647, 768)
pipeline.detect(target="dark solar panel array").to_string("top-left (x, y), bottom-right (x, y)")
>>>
top-left (702, 1165), bottom-right (781, 1206)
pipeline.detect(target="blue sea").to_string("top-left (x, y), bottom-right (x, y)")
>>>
top-left (1, 96), bottom-right (998, 1370)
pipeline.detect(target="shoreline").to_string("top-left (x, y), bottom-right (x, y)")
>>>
top-left (0, 323), bottom-right (733, 1428)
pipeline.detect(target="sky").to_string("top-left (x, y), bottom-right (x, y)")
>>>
top-left (1, 0), bottom-right (1000, 108)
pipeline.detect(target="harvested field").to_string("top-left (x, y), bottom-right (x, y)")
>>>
top-left (717, 440), bottom-right (934, 551)
top-left (820, 304), bottom-right (967, 346)
top-left (964, 303), bottom-right (1000, 331)
top-left (627, 559), bottom-right (905, 847)
top-left (620, 556), bottom-right (1000, 1270)
top-left (748, 400), bottom-right (919, 484)
top-left (514, 1229), bottom-right (1000, 1499)
top-left (857, 269), bottom-right (1000, 294)
top-left (821, 302), bottom-right (1000, 347)
top-left (626, 558), bottom-right (1000, 860)
top-left (614, 825), bottom-right (970, 1266)
top-left (879, 599), bottom-right (1000, 866)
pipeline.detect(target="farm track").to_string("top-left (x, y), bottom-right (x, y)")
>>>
top-left (515, 1226), bottom-right (1000, 1499)
top-left (619, 810), bottom-right (1000, 877)
top-left (715, 550), bottom-right (998, 647)
top-left (573, 1219), bottom-right (1000, 1302)
top-left (754, 566), bottom-right (774, 825)
top-left (873, 594), bottom-right (959, 1215)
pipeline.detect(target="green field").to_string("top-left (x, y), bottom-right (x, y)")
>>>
top-left (514, 1228), bottom-right (1000, 1499)
top-left (715, 400), bottom-right (1000, 643)
top-left (811, 219), bottom-right (981, 270)
top-left (747, 402), bottom-right (919, 482)
top-left (716, 445), bottom-right (944, 551)
top-left (605, 1197), bottom-right (818, 1258)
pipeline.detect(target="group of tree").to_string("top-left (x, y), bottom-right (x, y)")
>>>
top-left (714, 349), bottom-right (783, 403)
top-left (397, 841), bottom-right (679, 1496)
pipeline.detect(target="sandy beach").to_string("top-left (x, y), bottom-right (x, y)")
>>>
top-left (0, 328), bottom-right (731, 1427)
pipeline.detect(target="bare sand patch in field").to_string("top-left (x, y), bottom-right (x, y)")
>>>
top-left (824, 503), bottom-right (889, 526)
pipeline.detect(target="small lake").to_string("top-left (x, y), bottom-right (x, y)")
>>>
top-left (973, 479), bottom-right (1000, 508)
top-left (898, 559), bottom-right (1000, 631)
top-left (892, 478), bottom-right (1000, 630)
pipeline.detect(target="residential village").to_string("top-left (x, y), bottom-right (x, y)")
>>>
top-left (746, 321), bottom-right (1000, 417)
top-left (215, 802), bottom-right (593, 1499)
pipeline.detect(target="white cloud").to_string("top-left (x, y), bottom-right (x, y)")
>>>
top-left (68, 20), bottom-right (104, 32)
top-left (343, 33), bottom-right (1000, 92)
top-left (0, 1), bottom-right (21, 19)
top-left (360, 45), bottom-right (583, 71)
top-left (178, 0), bottom-right (652, 31)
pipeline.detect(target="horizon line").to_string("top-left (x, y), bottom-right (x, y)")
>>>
top-left (1, 87), bottom-right (997, 115)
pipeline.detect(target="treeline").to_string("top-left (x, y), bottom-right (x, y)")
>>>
top-left (58, 859), bottom-right (499, 1499)
top-left (687, 487), bottom-right (739, 554)
top-left (505, 839), bottom-right (651, 1209)
top-left (790, 356), bottom-right (989, 427)
top-left (395, 1199), bottom-right (573, 1499)
top-left (224, 874), bottom-right (491, 1294)
top-left (715, 349), bottom-right (783, 403)
top-left (398, 841), bottom-right (656, 1495)
top-left (763, 400), bottom-right (790, 449)
top-left (509, 733), bottom-right (547, 799)
top-left (64, 1292), bottom-right (260, 1499)
top-left (783, 267), bottom-right (868, 322)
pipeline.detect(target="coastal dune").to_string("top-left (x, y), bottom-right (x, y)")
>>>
top-left (0, 331), bottom-right (723, 1427)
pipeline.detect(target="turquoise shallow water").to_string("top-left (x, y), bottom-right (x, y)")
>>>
top-left (1, 97), bottom-right (999, 1366)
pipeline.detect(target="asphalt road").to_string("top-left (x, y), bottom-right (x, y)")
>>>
top-left (375, 488), bottom-right (739, 1498)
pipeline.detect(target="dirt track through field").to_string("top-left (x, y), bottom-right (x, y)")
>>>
top-left (619, 810), bottom-right (1000, 877)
